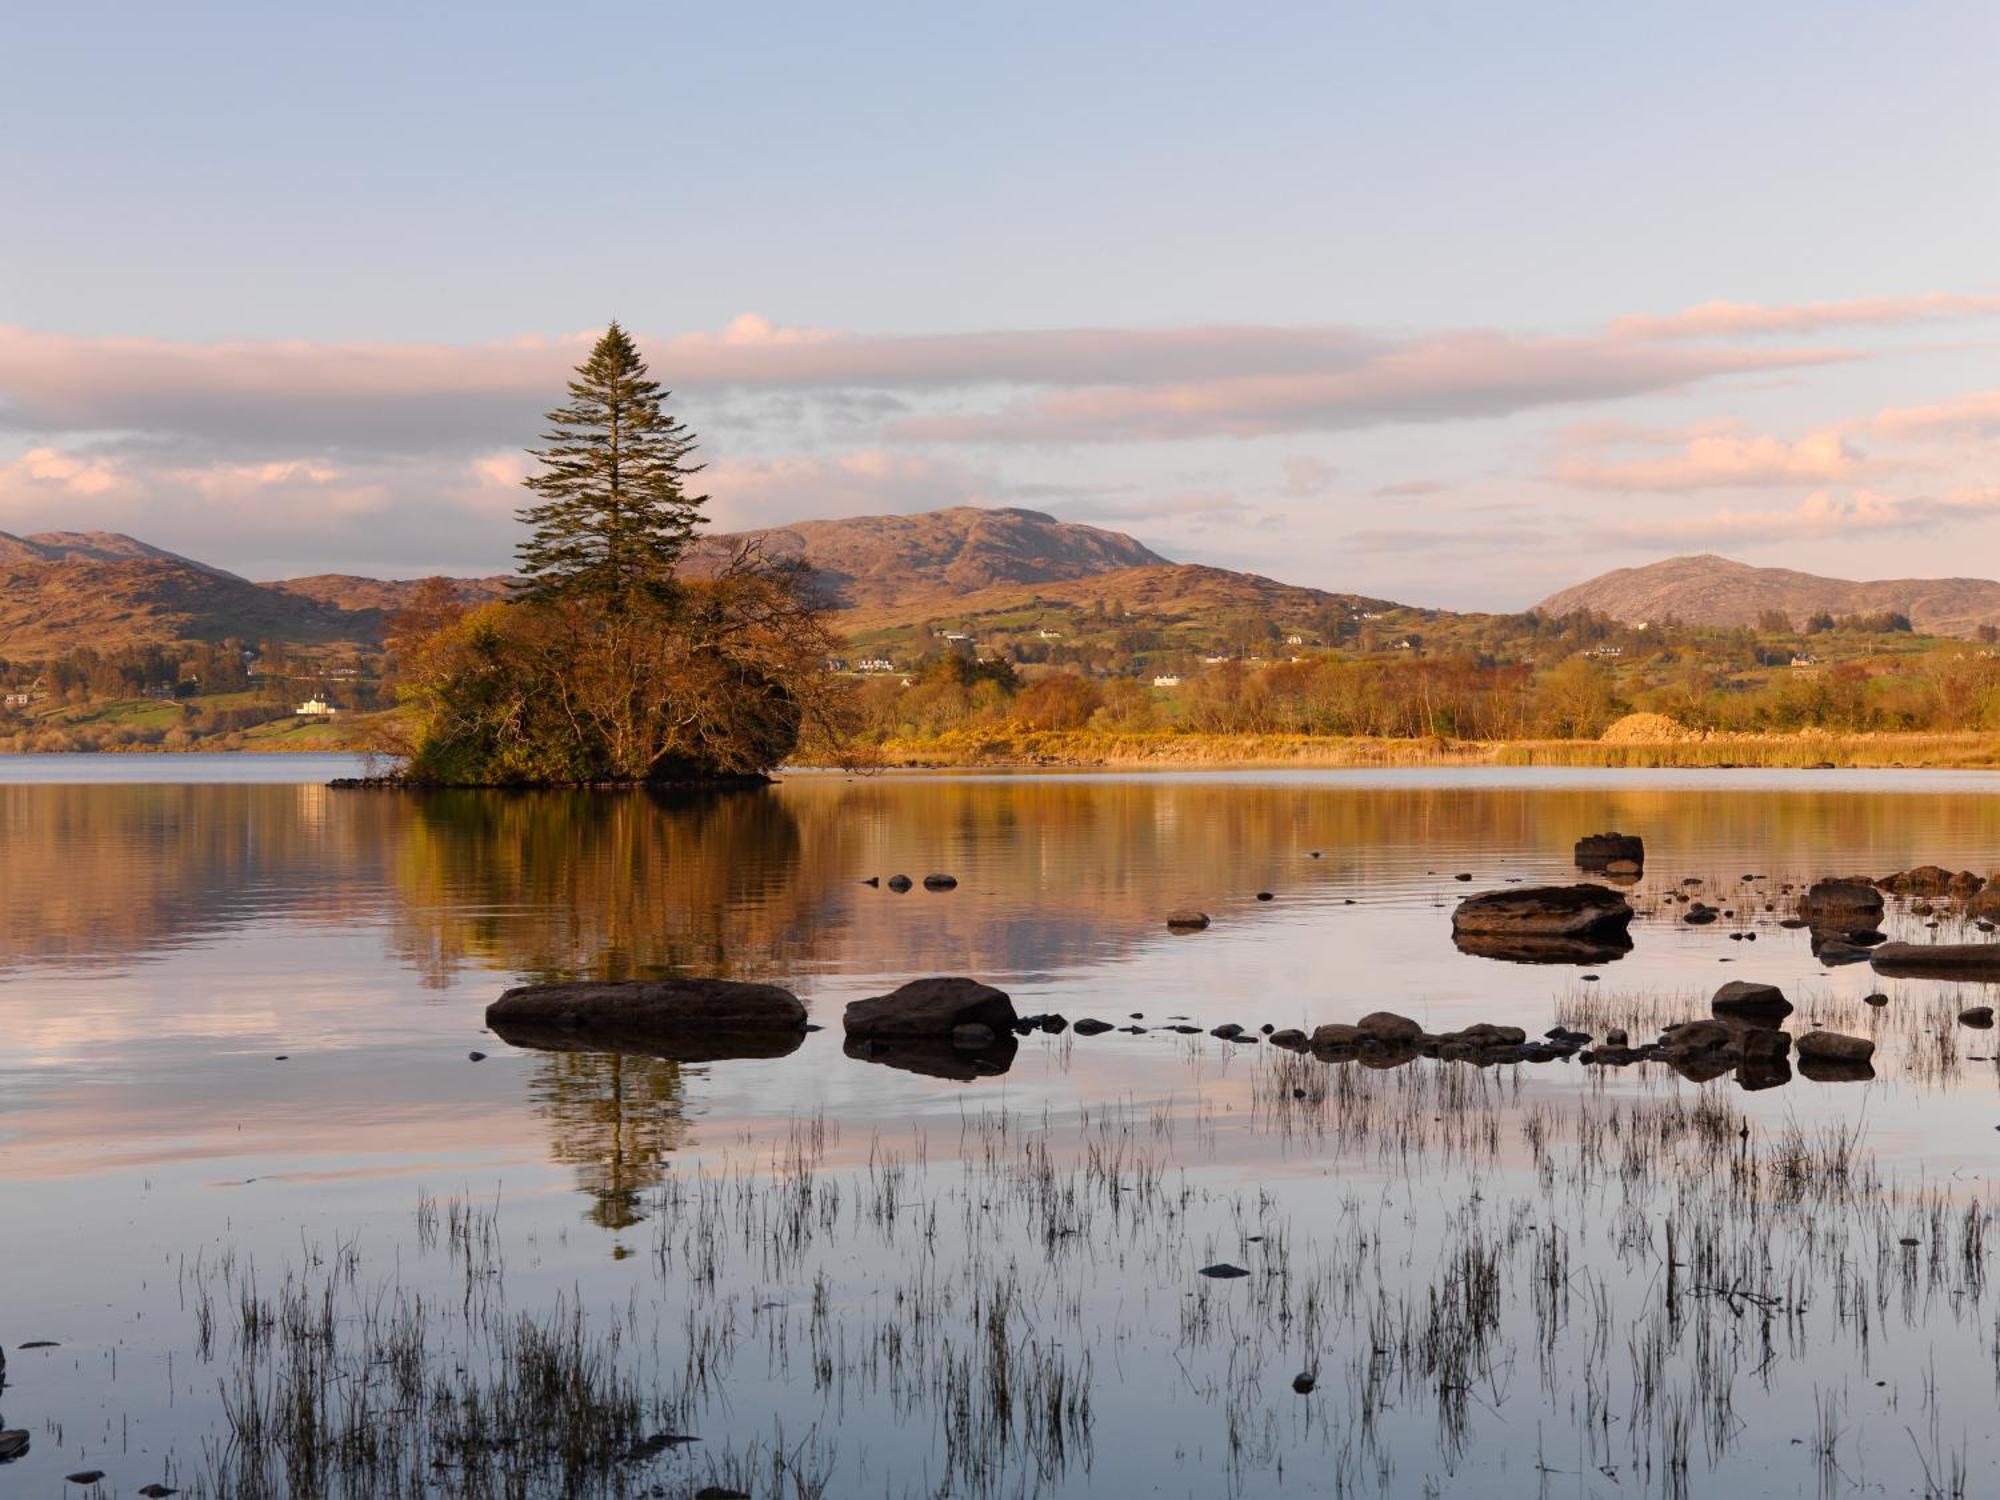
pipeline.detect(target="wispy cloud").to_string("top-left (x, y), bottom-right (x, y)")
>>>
top-left (1610, 293), bottom-right (2000, 341)
top-left (1592, 488), bottom-right (2000, 547)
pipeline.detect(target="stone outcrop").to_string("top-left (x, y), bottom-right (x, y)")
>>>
top-left (1452, 885), bottom-right (1633, 938)
top-left (485, 979), bottom-right (808, 1062)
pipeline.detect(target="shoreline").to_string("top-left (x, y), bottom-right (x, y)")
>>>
top-left (7, 728), bottom-right (2000, 773)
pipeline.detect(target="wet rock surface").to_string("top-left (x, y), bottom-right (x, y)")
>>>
top-left (486, 979), bottom-right (808, 1062)
top-left (1452, 884), bottom-right (1634, 938)
top-left (844, 977), bottom-right (1018, 1039)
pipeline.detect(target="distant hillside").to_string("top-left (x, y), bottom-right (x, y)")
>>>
top-left (0, 507), bottom-right (1381, 660)
top-left (0, 556), bottom-right (371, 657)
top-left (263, 574), bottom-right (515, 614)
top-left (0, 528), bottom-right (238, 578)
top-left (839, 562), bottom-right (1397, 634)
top-left (684, 506), bottom-right (1169, 609)
top-left (1536, 554), bottom-right (2000, 637)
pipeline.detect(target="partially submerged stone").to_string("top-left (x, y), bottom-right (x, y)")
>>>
top-left (1451, 885), bottom-right (1633, 938)
top-left (1871, 942), bottom-right (2000, 977)
top-left (1795, 1029), bottom-right (1875, 1064)
top-left (844, 977), bottom-right (1017, 1039)
top-left (1710, 980), bottom-right (1793, 1021)
top-left (1574, 832), bottom-right (1644, 870)
top-left (485, 979), bottom-right (807, 1062)
top-left (1166, 909), bottom-right (1212, 931)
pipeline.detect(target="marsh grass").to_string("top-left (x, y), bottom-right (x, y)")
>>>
top-left (160, 1047), bottom-right (2000, 1499)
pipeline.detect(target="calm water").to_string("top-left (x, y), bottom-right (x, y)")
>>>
top-left (6, 757), bottom-right (2000, 1496)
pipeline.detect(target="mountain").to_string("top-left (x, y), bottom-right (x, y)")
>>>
top-left (1535, 554), bottom-right (2000, 637)
top-left (683, 506), bottom-right (1170, 609)
top-left (0, 555), bottom-right (372, 657)
top-left (263, 574), bottom-right (516, 614)
top-left (0, 529), bottom-right (239, 578)
top-left (0, 507), bottom-right (1390, 660)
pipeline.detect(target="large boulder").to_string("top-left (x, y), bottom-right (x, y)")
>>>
top-left (1711, 981), bottom-right (1793, 1022)
top-left (1881, 866), bottom-right (1984, 898)
top-left (1452, 885), bottom-right (1633, 938)
top-left (843, 977), bottom-right (1018, 1039)
top-left (1574, 832), bottom-right (1644, 870)
top-left (1795, 1029), bottom-right (1875, 1064)
top-left (486, 979), bottom-right (807, 1061)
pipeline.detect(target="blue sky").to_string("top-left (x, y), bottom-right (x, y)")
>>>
top-left (2, 1), bottom-right (1996, 605)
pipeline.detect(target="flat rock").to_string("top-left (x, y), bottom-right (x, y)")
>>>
top-left (1198, 1262), bottom-right (1251, 1279)
top-left (844, 977), bottom-right (1017, 1039)
top-left (1451, 885), bottom-right (1633, 938)
top-left (1871, 942), bottom-right (2000, 976)
top-left (1166, 909), bottom-right (1211, 931)
top-left (485, 979), bottom-right (807, 1062)
top-left (1796, 1029), bottom-right (1875, 1064)
top-left (1799, 878), bottom-right (1884, 928)
top-left (922, 874), bottom-right (958, 891)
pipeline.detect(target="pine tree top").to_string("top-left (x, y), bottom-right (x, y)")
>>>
top-left (515, 322), bottom-right (708, 607)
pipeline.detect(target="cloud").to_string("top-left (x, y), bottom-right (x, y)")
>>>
top-left (1372, 479), bottom-right (1446, 498)
top-left (1058, 489), bottom-right (1255, 527)
top-left (699, 450), bottom-right (995, 532)
top-left (1871, 389), bottom-right (2000, 439)
top-left (0, 317), bottom-right (1852, 458)
top-left (1344, 522), bottom-right (1553, 554)
top-left (1611, 293), bottom-right (2000, 341)
top-left (887, 333), bottom-right (1846, 442)
top-left (1593, 488), bottom-right (2000, 547)
top-left (1551, 427), bottom-right (1867, 491)
top-left (1281, 456), bottom-right (1338, 497)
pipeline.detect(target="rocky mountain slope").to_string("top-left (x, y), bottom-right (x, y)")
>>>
top-left (1535, 554), bottom-right (2000, 637)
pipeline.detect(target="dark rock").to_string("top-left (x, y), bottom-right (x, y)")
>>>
top-left (952, 1023), bottom-right (996, 1047)
top-left (1199, 1263), bottom-right (1251, 1279)
top-left (1166, 909), bottom-right (1211, 931)
top-left (1871, 942), bottom-right (2000, 977)
top-left (1072, 1018), bottom-right (1115, 1036)
top-left (1256, 891), bottom-right (1274, 901)
top-left (1799, 878), bottom-right (1885, 930)
top-left (67, 1474), bottom-right (106, 1487)
top-left (695, 1488), bottom-right (753, 1500)
top-left (1814, 941), bottom-right (1872, 966)
top-left (1356, 1011), bottom-right (1424, 1044)
top-left (486, 980), bottom-right (808, 1063)
top-left (138, 1487), bottom-right (181, 1498)
top-left (1863, 992), bottom-right (1889, 1007)
top-left (1575, 832), bottom-right (1644, 869)
top-left (886, 874), bottom-right (913, 892)
top-left (1452, 884), bottom-right (1633, 938)
top-left (922, 874), bottom-right (958, 891)
top-left (0, 1431), bottom-right (27, 1462)
top-left (1796, 1030), bottom-right (1875, 1064)
top-left (1211, 1022), bottom-right (1245, 1040)
top-left (1736, 1058), bottom-right (1793, 1092)
top-left (846, 977), bottom-right (1016, 1039)
top-left (19, 1342), bottom-right (59, 1350)
top-left (861, 876), bottom-right (880, 887)
top-left (1269, 1028), bottom-right (1309, 1049)
top-left (1711, 981), bottom-right (1793, 1021)
top-left (1683, 905), bottom-right (1718, 925)
top-left (1310, 1022), bottom-right (1360, 1049)
top-left (1291, 1371), bottom-right (1317, 1393)
top-left (1038, 1014), bottom-right (1069, 1034)
top-left (1453, 872), bottom-right (1473, 881)
top-left (1661, 1020), bottom-right (1733, 1052)
top-left (1961, 1007), bottom-right (1996, 1028)
top-left (467, 1050), bottom-right (486, 1062)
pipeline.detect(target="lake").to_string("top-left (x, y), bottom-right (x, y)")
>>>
top-left (4, 756), bottom-right (2000, 1496)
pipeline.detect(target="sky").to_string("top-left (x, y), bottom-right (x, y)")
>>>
top-left (1, 0), bottom-right (1996, 608)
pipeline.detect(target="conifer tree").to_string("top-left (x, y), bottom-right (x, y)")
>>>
top-left (516, 322), bottom-right (707, 605)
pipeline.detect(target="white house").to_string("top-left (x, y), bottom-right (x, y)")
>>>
top-left (1152, 674), bottom-right (1182, 688)
top-left (295, 696), bottom-right (339, 717)
top-left (856, 658), bottom-right (897, 673)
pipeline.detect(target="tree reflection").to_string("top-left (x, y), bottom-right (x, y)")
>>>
top-left (527, 1049), bottom-right (689, 1232)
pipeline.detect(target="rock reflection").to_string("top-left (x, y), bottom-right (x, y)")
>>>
top-left (1450, 931), bottom-right (1633, 965)
top-left (843, 1033), bottom-right (1019, 1080)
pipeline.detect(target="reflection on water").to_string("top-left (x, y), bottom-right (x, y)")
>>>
top-left (9, 765), bottom-right (2000, 1494)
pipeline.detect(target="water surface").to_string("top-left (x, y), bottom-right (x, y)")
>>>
top-left (5, 759), bottom-right (2000, 1496)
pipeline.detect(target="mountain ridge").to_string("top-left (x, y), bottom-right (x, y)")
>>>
top-left (1535, 554), bottom-right (2000, 637)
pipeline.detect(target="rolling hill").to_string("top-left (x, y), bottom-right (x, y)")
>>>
top-left (0, 509), bottom-right (1189, 658)
top-left (1535, 554), bottom-right (2000, 638)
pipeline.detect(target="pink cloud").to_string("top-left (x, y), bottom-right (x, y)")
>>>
top-left (886, 334), bottom-right (1847, 442)
top-left (1594, 488), bottom-right (2000, 546)
top-left (1610, 292), bottom-right (2000, 341)
top-left (1552, 428), bottom-right (1866, 491)
top-left (1871, 389), bottom-right (2000, 439)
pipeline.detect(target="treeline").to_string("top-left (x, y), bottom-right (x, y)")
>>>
top-left (853, 647), bottom-right (2000, 744)
top-left (2, 641), bottom-right (257, 701)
